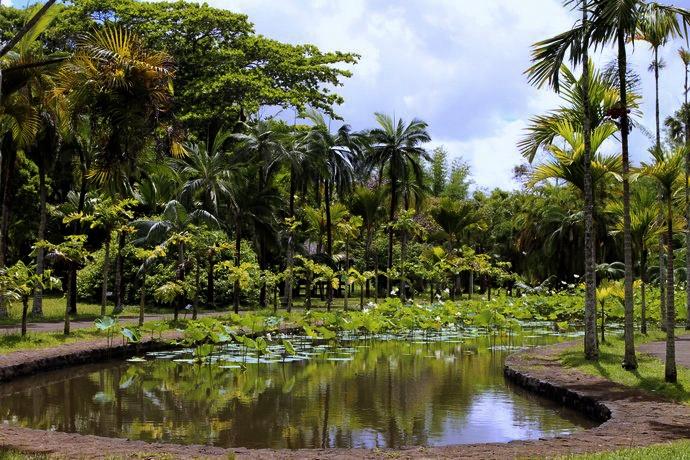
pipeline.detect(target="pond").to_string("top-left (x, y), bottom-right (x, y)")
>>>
top-left (0, 329), bottom-right (597, 449)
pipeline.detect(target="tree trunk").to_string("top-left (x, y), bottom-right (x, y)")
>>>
top-left (665, 196), bottom-right (677, 383)
top-left (175, 240), bottom-right (185, 322)
top-left (32, 156), bottom-right (47, 317)
top-left (660, 233), bottom-right (667, 331)
top-left (641, 248), bottom-right (648, 334)
top-left (101, 235), bottom-right (111, 316)
top-left (233, 227), bottom-right (241, 314)
top-left (324, 179), bottom-right (333, 311)
top-left (399, 229), bottom-right (407, 300)
top-left (599, 302), bottom-right (606, 343)
top-left (618, 27), bottom-right (637, 370)
top-left (193, 257), bottom-right (200, 320)
top-left (684, 58), bottom-right (690, 331)
top-left (0, 147), bottom-right (16, 273)
top-left (69, 169), bottom-right (88, 316)
top-left (344, 236), bottom-right (349, 311)
top-left (285, 166), bottom-right (296, 312)
top-left (469, 271), bottom-right (474, 300)
top-left (139, 270), bottom-right (146, 327)
top-left (207, 252), bottom-right (215, 308)
top-left (387, 173), bottom-right (397, 295)
top-left (21, 296), bottom-right (29, 337)
top-left (64, 271), bottom-right (72, 335)
top-left (113, 230), bottom-right (126, 314)
top-left (582, 2), bottom-right (598, 361)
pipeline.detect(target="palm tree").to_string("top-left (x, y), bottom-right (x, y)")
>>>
top-left (607, 180), bottom-right (660, 334)
top-left (678, 47), bottom-right (690, 330)
top-left (135, 200), bottom-right (218, 320)
top-left (586, 0), bottom-right (690, 371)
top-left (349, 186), bottom-right (386, 299)
top-left (177, 131), bottom-right (233, 215)
top-left (666, 103), bottom-right (690, 330)
top-left (527, 0), bottom-right (690, 368)
top-left (522, 59), bottom-right (626, 360)
top-left (303, 109), bottom-right (358, 310)
top-left (641, 146), bottom-right (684, 383)
top-left (367, 113), bottom-right (431, 295)
top-left (221, 165), bottom-right (281, 313)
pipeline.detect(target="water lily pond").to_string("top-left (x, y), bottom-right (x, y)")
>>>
top-left (0, 329), bottom-right (596, 449)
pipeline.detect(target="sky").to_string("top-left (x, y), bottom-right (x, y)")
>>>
top-left (216, 0), bottom-right (690, 191)
top-left (10, 0), bottom-right (690, 190)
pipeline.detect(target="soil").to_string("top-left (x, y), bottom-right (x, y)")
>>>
top-left (1, 338), bottom-right (690, 459)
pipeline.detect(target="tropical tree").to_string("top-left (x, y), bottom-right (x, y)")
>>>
top-left (5, 260), bottom-right (60, 336)
top-left (367, 113), bottom-right (431, 294)
top-left (135, 200), bottom-right (218, 320)
top-left (607, 180), bottom-right (659, 334)
top-left (349, 186), bottom-right (386, 299)
top-left (303, 108), bottom-right (359, 310)
top-left (641, 146), bottom-right (684, 383)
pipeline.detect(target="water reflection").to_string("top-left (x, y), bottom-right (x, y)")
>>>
top-left (0, 332), bottom-right (596, 448)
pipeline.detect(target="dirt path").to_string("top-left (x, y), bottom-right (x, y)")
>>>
top-left (639, 333), bottom-right (690, 368)
top-left (1, 339), bottom-right (689, 459)
top-left (0, 311), bottom-right (226, 335)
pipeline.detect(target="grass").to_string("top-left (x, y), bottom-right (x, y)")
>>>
top-left (560, 329), bottom-right (690, 405)
top-left (0, 297), bottom-right (139, 325)
top-left (561, 440), bottom-right (690, 459)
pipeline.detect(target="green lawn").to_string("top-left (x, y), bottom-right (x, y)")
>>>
top-left (0, 297), bottom-right (140, 325)
top-left (561, 440), bottom-right (690, 459)
top-left (560, 329), bottom-right (690, 405)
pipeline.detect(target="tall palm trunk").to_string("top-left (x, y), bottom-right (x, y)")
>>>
top-left (665, 195), bottom-right (677, 383)
top-left (233, 226), bottom-right (241, 314)
top-left (387, 174), bottom-right (397, 295)
top-left (113, 230), bottom-right (126, 314)
top-left (660, 231), bottom-right (667, 331)
top-left (138, 268), bottom-right (146, 327)
top-left (284, 167), bottom-right (296, 312)
top-left (101, 234), bottom-right (111, 316)
top-left (207, 251), bottom-right (215, 308)
top-left (618, 27), bottom-right (637, 370)
top-left (684, 58), bottom-right (690, 331)
top-left (324, 179), bottom-right (333, 311)
top-left (582, 1), bottom-right (598, 360)
top-left (175, 240), bottom-right (185, 321)
top-left (32, 156), bottom-right (47, 317)
top-left (641, 247), bottom-right (648, 334)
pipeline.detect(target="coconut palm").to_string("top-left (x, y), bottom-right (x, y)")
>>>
top-left (302, 108), bottom-right (358, 310)
top-left (641, 146), bottom-right (684, 383)
top-left (177, 131), bottom-right (233, 215)
top-left (367, 113), bottom-right (431, 294)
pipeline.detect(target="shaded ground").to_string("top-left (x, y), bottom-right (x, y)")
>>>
top-left (639, 333), bottom-right (690, 368)
top-left (1, 340), bottom-right (690, 458)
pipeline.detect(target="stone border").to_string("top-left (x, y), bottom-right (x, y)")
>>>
top-left (1, 340), bottom-right (690, 458)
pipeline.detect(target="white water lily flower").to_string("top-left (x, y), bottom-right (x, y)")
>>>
top-left (443, 288), bottom-right (450, 294)
top-left (266, 333), bottom-right (272, 342)
top-left (573, 274), bottom-right (580, 278)
top-left (435, 316), bottom-right (441, 322)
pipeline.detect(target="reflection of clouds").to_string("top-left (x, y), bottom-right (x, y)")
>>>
top-left (426, 390), bottom-right (576, 446)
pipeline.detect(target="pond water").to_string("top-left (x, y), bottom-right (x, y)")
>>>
top-left (0, 329), bottom-right (597, 449)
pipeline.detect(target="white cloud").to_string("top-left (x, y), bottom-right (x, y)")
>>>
top-left (152, 0), bottom-right (690, 187)
top-left (433, 118), bottom-right (527, 191)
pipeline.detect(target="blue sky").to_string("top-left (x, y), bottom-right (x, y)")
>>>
top-left (220, 0), bottom-right (690, 190)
